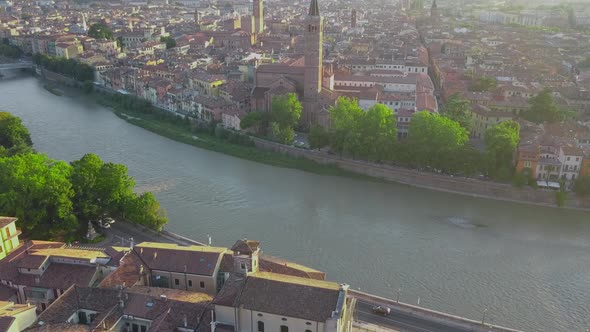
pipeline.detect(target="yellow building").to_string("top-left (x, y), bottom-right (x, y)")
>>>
top-left (469, 104), bottom-right (515, 139)
top-left (0, 301), bottom-right (37, 332)
top-left (0, 217), bottom-right (21, 261)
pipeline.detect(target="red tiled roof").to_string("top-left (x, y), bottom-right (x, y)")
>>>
top-left (0, 217), bottom-right (17, 228)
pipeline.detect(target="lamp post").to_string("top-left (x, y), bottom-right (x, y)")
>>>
top-left (396, 288), bottom-right (401, 303)
top-left (481, 308), bottom-right (488, 325)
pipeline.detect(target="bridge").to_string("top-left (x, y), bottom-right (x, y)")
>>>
top-left (0, 61), bottom-right (33, 70)
top-left (350, 290), bottom-right (523, 332)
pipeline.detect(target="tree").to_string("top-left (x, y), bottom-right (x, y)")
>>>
top-left (70, 154), bottom-right (136, 221)
top-left (160, 36), bottom-right (177, 49)
top-left (0, 153), bottom-right (77, 237)
top-left (407, 111), bottom-right (469, 171)
top-left (0, 112), bottom-right (33, 151)
top-left (69, 153), bottom-right (104, 221)
top-left (240, 111), bottom-right (268, 135)
top-left (271, 93), bottom-right (302, 129)
top-left (270, 122), bottom-right (294, 145)
top-left (484, 120), bottom-right (520, 179)
top-left (308, 125), bottom-right (330, 150)
top-left (469, 76), bottom-right (497, 92)
top-left (522, 89), bottom-right (566, 123)
top-left (328, 97), bottom-right (364, 157)
top-left (442, 94), bottom-right (472, 129)
top-left (359, 104), bottom-right (397, 161)
top-left (573, 176), bottom-right (590, 196)
top-left (88, 23), bottom-right (113, 40)
top-left (124, 192), bottom-right (167, 231)
top-left (83, 80), bottom-right (94, 94)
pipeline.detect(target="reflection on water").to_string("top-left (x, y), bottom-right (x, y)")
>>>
top-left (2, 77), bottom-right (590, 332)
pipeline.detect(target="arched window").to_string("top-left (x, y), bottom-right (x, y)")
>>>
top-left (280, 326), bottom-right (288, 332)
top-left (257, 321), bottom-right (264, 332)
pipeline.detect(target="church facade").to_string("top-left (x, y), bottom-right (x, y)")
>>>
top-left (251, 0), bottom-right (335, 128)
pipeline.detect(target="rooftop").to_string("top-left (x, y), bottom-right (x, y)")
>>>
top-left (0, 217), bottom-right (17, 229)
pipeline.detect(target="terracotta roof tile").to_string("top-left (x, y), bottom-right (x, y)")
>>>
top-left (0, 217), bottom-right (17, 228)
top-left (235, 272), bottom-right (341, 322)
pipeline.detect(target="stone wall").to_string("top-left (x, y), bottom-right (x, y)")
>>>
top-left (252, 138), bottom-right (590, 211)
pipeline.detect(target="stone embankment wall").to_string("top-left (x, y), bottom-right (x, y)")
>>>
top-left (252, 138), bottom-right (590, 211)
top-left (41, 68), bottom-right (81, 87)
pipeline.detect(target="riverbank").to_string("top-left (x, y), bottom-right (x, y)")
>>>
top-left (95, 94), bottom-right (369, 179)
top-left (34, 74), bottom-right (590, 211)
top-left (95, 92), bottom-right (590, 211)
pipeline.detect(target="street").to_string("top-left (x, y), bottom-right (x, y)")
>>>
top-left (355, 301), bottom-right (471, 332)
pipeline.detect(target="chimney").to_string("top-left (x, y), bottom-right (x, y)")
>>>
top-left (160, 294), bottom-right (167, 301)
top-left (183, 314), bottom-right (188, 327)
top-left (140, 248), bottom-right (143, 254)
top-left (119, 299), bottom-right (124, 308)
top-left (153, 251), bottom-right (158, 260)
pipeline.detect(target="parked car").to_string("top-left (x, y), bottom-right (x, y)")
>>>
top-left (372, 306), bottom-right (391, 316)
top-left (104, 217), bottom-right (115, 224)
top-left (98, 221), bottom-right (111, 229)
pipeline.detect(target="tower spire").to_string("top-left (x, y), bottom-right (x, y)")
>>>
top-left (431, 0), bottom-right (437, 9)
top-left (309, 0), bottom-right (320, 17)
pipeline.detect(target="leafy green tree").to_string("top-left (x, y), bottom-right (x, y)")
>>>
top-left (88, 23), bottom-right (113, 40)
top-left (271, 93), bottom-right (302, 129)
top-left (270, 122), bottom-right (294, 145)
top-left (0, 112), bottom-right (33, 151)
top-left (33, 54), bottom-right (94, 82)
top-left (70, 153), bottom-right (136, 221)
top-left (407, 111), bottom-right (469, 171)
top-left (442, 94), bottom-right (472, 129)
top-left (83, 80), bottom-right (94, 94)
top-left (0, 44), bottom-right (23, 59)
top-left (573, 176), bottom-right (590, 196)
top-left (240, 111), bottom-right (269, 135)
top-left (308, 125), bottom-right (330, 150)
top-left (469, 76), bottom-right (497, 92)
top-left (124, 192), bottom-right (167, 231)
top-left (522, 88), bottom-right (566, 123)
top-left (485, 120), bottom-right (520, 179)
top-left (0, 153), bottom-right (77, 237)
top-left (70, 153), bottom-right (104, 221)
top-left (328, 97), bottom-right (364, 157)
top-left (160, 36), bottom-right (177, 49)
top-left (359, 104), bottom-right (397, 161)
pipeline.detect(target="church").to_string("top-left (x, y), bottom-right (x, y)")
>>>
top-left (251, 0), bottom-right (336, 128)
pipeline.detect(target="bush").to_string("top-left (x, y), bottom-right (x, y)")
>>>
top-left (555, 191), bottom-right (567, 207)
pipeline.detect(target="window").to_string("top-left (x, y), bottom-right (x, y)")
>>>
top-left (132, 323), bottom-right (139, 332)
top-left (280, 326), bottom-right (288, 332)
top-left (174, 279), bottom-right (179, 286)
top-left (306, 322), bottom-right (312, 325)
top-left (306, 330), bottom-right (312, 332)
top-left (200, 281), bottom-right (205, 288)
top-left (188, 280), bottom-right (192, 287)
top-left (258, 321), bottom-right (264, 332)
top-left (524, 161), bottom-right (531, 168)
top-left (141, 326), bottom-right (147, 332)
top-left (567, 157), bottom-right (570, 161)
top-left (281, 318), bottom-right (287, 321)
top-left (240, 262), bottom-right (246, 270)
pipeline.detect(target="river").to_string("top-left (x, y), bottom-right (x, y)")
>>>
top-left (1, 76), bottom-right (589, 331)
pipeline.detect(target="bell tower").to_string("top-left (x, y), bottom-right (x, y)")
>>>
top-left (253, 0), bottom-right (264, 34)
top-left (304, 0), bottom-right (323, 104)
